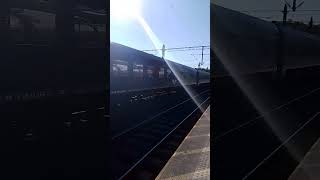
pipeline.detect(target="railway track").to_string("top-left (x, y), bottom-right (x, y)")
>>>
top-left (111, 88), bottom-right (210, 179)
top-left (213, 77), bottom-right (320, 180)
top-left (1, 93), bottom-right (108, 179)
top-left (111, 84), bottom-right (209, 137)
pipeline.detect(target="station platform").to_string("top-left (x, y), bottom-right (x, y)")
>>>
top-left (289, 137), bottom-right (320, 180)
top-left (156, 106), bottom-right (210, 180)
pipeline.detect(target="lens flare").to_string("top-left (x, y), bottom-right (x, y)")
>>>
top-left (137, 16), bottom-right (207, 112)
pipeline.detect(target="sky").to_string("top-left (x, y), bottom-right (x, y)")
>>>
top-left (214, 0), bottom-right (320, 24)
top-left (110, 0), bottom-right (210, 69)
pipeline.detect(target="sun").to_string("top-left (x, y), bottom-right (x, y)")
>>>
top-left (111, 0), bottom-right (142, 20)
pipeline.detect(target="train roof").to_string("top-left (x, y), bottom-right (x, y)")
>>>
top-left (211, 4), bottom-right (320, 42)
top-left (211, 3), bottom-right (320, 74)
top-left (110, 42), bottom-right (201, 73)
top-left (10, 0), bottom-right (106, 24)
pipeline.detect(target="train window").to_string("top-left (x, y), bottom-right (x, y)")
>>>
top-left (146, 66), bottom-right (154, 78)
top-left (112, 60), bottom-right (128, 77)
top-left (74, 14), bottom-right (106, 46)
top-left (133, 64), bottom-right (143, 78)
top-left (74, 18), bottom-right (105, 33)
top-left (8, 3), bottom-right (106, 46)
top-left (159, 68), bottom-right (165, 78)
top-left (74, 23), bottom-right (94, 32)
top-left (10, 8), bottom-right (56, 44)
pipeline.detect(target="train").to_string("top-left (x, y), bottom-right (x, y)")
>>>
top-left (212, 4), bottom-right (320, 79)
top-left (110, 43), bottom-right (210, 180)
top-left (1, 1), bottom-right (108, 179)
top-left (0, 0), bottom-right (107, 104)
top-left (110, 42), bottom-right (210, 94)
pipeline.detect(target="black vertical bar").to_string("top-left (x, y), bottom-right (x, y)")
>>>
top-left (55, 0), bottom-right (76, 47)
top-left (0, 0), bottom-right (10, 47)
top-left (274, 23), bottom-right (285, 80)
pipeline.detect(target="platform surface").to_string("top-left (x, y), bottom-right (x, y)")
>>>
top-left (156, 106), bottom-right (210, 180)
top-left (289, 137), bottom-right (320, 180)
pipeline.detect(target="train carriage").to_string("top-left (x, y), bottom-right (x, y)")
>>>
top-left (110, 42), bottom-right (210, 93)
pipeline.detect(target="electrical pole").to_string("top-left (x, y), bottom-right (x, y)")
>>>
top-left (309, 16), bottom-right (313, 30)
top-left (285, 0), bottom-right (305, 12)
top-left (196, 62), bottom-right (200, 86)
top-left (162, 44), bottom-right (165, 59)
top-left (283, 4), bottom-right (288, 25)
top-left (201, 46), bottom-right (204, 66)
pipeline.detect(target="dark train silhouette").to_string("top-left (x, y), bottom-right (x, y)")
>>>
top-left (110, 42), bottom-right (210, 93)
top-left (0, 0), bottom-right (107, 104)
top-left (0, 1), bottom-right (108, 179)
top-left (212, 4), bottom-right (320, 79)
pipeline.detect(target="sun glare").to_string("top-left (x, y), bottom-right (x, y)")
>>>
top-left (111, 0), bottom-right (142, 20)
top-left (136, 16), bottom-right (206, 113)
top-left (111, 0), bottom-right (206, 113)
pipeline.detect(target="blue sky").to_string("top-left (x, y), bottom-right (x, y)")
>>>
top-left (110, 0), bottom-right (210, 69)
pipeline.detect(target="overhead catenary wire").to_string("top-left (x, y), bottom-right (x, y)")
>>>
top-left (240, 9), bottom-right (320, 13)
top-left (238, 8), bottom-right (320, 25)
top-left (191, 53), bottom-right (210, 56)
top-left (141, 45), bottom-right (210, 52)
top-left (140, 45), bottom-right (210, 69)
